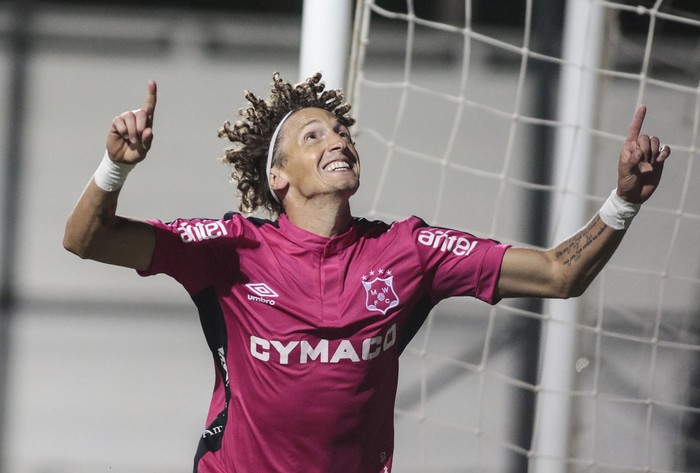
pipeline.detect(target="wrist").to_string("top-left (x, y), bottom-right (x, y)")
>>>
top-left (598, 188), bottom-right (641, 230)
top-left (93, 150), bottom-right (135, 192)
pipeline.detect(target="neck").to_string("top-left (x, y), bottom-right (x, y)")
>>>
top-left (283, 195), bottom-right (353, 238)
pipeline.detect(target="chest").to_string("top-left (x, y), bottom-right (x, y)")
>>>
top-left (229, 237), bottom-right (423, 332)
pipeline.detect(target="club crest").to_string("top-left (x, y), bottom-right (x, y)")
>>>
top-left (362, 273), bottom-right (399, 315)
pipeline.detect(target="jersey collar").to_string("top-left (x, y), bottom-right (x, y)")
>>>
top-left (277, 213), bottom-right (359, 255)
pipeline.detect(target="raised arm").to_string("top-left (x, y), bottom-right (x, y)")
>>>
top-left (496, 105), bottom-right (670, 299)
top-left (63, 81), bottom-right (158, 271)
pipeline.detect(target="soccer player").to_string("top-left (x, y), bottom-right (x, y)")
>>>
top-left (63, 73), bottom-right (669, 473)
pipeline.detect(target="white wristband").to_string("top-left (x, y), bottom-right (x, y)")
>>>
top-left (93, 150), bottom-right (135, 192)
top-left (598, 189), bottom-right (640, 230)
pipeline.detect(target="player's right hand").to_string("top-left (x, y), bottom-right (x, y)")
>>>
top-left (106, 80), bottom-right (157, 164)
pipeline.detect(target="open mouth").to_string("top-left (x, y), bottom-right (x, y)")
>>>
top-left (323, 160), bottom-right (352, 172)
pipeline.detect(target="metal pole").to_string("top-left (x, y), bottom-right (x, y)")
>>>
top-left (0, 0), bottom-right (32, 470)
top-left (299, 0), bottom-right (353, 89)
top-left (531, 1), bottom-right (606, 471)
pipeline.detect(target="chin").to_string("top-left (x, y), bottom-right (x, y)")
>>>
top-left (344, 180), bottom-right (360, 195)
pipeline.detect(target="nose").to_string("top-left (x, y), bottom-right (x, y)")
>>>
top-left (328, 131), bottom-right (348, 152)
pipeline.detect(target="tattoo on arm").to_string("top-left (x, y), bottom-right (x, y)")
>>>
top-left (554, 215), bottom-right (607, 267)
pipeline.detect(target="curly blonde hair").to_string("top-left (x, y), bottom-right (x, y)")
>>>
top-left (218, 72), bottom-right (355, 216)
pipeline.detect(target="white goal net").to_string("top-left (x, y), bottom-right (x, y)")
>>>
top-left (347, 1), bottom-right (700, 471)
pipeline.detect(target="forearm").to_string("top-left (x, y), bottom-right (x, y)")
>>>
top-left (549, 186), bottom-right (643, 296)
top-left (497, 213), bottom-right (625, 299)
top-left (64, 178), bottom-right (154, 270)
top-left (64, 178), bottom-right (120, 258)
top-left (548, 213), bottom-right (625, 297)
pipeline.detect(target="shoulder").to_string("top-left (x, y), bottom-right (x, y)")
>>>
top-left (351, 216), bottom-right (391, 235)
top-left (352, 215), bottom-right (427, 234)
top-left (149, 212), bottom-right (277, 245)
top-left (348, 216), bottom-right (435, 252)
top-left (214, 212), bottom-right (282, 244)
top-left (223, 211), bottom-right (278, 230)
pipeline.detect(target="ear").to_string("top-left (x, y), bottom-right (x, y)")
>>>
top-left (269, 169), bottom-right (289, 193)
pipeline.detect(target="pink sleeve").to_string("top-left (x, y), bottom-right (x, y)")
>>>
top-left (137, 217), bottom-right (238, 295)
top-left (409, 218), bottom-right (509, 305)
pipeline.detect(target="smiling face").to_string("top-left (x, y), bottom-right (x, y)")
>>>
top-left (270, 107), bottom-right (360, 204)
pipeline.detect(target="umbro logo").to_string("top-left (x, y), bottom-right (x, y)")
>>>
top-left (246, 283), bottom-right (279, 298)
top-left (246, 283), bottom-right (278, 306)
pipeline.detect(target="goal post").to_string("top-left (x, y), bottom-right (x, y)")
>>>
top-left (532, 0), bottom-right (606, 471)
top-left (299, 0), bottom-right (354, 89)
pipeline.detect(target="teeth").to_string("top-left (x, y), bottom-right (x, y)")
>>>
top-left (325, 161), bottom-right (351, 172)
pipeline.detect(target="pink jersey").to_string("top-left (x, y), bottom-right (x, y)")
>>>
top-left (138, 213), bottom-right (509, 473)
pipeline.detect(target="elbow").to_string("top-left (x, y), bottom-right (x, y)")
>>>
top-left (63, 233), bottom-right (88, 259)
top-left (559, 284), bottom-right (586, 299)
top-left (568, 282), bottom-right (588, 299)
top-left (560, 280), bottom-right (589, 299)
top-left (63, 220), bottom-right (93, 260)
top-left (550, 271), bottom-right (588, 299)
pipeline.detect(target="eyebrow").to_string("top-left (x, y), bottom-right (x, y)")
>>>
top-left (299, 117), bottom-right (346, 131)
top-left (300, 119), bottom-right (322, 130)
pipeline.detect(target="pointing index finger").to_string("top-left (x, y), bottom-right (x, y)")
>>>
top-left (144, 80), bottom-right (157, 124)
top-left (626, 104), bottom-right (646, 144)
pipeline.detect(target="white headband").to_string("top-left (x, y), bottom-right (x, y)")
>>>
top-left (266, 110), bottom-right (294, 204)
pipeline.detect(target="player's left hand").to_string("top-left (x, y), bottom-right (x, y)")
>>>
top-left (616, 105), bottom-right (671, 204)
